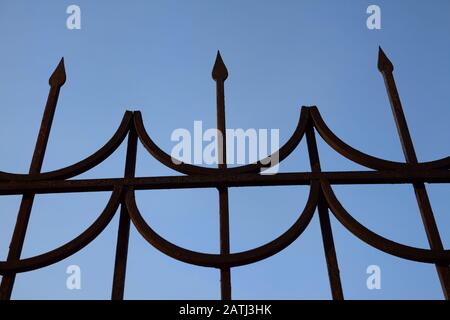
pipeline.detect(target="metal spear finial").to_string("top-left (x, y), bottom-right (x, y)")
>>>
top-left (377, 47), bottom-right (394, 74)
top-left (49, 57), bottom-right (66, 88)
top-left (212, 51), bottom-right (228, 82)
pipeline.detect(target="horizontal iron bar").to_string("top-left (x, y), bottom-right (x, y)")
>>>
top-left (0, 170), bottom-right (449, 195)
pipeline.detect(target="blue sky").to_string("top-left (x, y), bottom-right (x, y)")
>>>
top-left (0, 0), bottom-right (450, 299)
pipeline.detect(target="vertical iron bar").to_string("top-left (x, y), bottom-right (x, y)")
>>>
top-left (111, 120), bottom-right (137, 300)
top-left (218, 187), bottom-right (231, 300)
top-left (212, 51), bottom-right (231, 300)
top-left (378, 47), bottom-right (450, 299)
top-left (0, 59), bottom-right (66, 300)
top-left (306, 121), bottom-right (344, 300)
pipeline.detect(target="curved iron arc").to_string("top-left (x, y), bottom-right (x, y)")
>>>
top-left (133, 107), bottom-right (310, 175)
top-left (320, 181), bottom-right (450, 264)
top-left (0, 187), bottom-right (122, 274)
top-left (125, 181), bottom-right (320, 268)
top-left (309, 107), bottom-right (450, 171)
top-left (0, 111), bottom-right (133, 182)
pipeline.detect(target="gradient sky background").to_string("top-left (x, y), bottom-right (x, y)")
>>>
top-left (1, 0), bottom-right (450, 300)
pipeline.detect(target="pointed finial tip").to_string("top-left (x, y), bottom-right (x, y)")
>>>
top-left (377, 46), bottom-right (394, 73)
top-left (49, 57), bottom-right (66, 87)
top-left (212, 50), bottom-right (228, 81)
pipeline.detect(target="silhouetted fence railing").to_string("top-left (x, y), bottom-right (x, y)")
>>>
top-left (1, 48), bottom-right (449, 300)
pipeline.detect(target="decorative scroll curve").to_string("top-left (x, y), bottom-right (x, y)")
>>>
top-left (0, 187), bottom-right (122, 274)
top-left (0, 112), bottom-right (133, 182)
top-left (321, 181), bottom-right (450, 264)
top-left (125, 181), bottom-right (320, 268)
top-left (134, 107), bottom-right (310, 175)
top-left (310, 107), bottom-right (450, 171)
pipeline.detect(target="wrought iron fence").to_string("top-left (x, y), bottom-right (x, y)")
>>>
top-left (0, 48), bottom-right (449, 300)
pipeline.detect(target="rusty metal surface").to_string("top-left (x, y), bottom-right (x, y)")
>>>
top-left (0, 59), bottom-right (67, 299)
top-left (111, 125), bottom-right (138, 300)
top-left (306, 123), bottom-right (344, 300)
top-left (378, 47), bottom-right (450, 298)
top-left (0, 48), bottom-right (449, 300)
